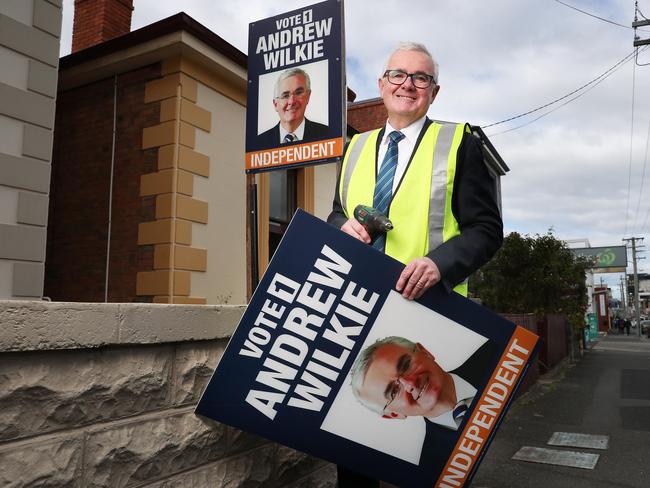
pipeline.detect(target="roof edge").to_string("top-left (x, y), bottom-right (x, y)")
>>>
top-left (60, 12), bottom-right (247, 71)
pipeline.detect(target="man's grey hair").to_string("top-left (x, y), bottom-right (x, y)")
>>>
top-left (274, 67), bottom-right (311, 98)
top-left (350, 336), bottom-right (416, 414)
top-left (382, 41), bottom-right (439, 85)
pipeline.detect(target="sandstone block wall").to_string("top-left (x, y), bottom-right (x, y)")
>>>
top-left (0, 301), bottom-right (336, 487)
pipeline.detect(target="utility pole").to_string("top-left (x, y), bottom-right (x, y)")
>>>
top-left (620, 275), bottom-right (627, 312)
top-left (623, 237), bottom-right (644, 337)
top-left (633, 1), bottom-right (650, 47)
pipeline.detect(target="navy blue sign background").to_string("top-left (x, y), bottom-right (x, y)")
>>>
top-left (196, 210), bottom-right (536, 487)
top-left (245, 0), bottom-right (344, 154)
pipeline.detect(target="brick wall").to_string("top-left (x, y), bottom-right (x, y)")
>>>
top-left (0, 301), bottom-right (336, 487)
top-left (72, 0), bottom-right (134, 53)
top-left (347, 98), bottom-right (387, 133)
top-left (46, 64), bottom-right (162, 302)
top-left (109, 65), bottom-right (161, 302)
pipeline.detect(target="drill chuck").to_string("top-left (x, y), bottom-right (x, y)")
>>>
top-left (353, 205), bottom-right (393, 235)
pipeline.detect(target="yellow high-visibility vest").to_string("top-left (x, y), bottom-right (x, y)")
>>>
top-left (339, 121), bottom-right (469, 296)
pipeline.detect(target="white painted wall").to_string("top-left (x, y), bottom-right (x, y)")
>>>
top-left (0, 0), bottom-right (48, 300)
top-left (0, 260), bottom-right (13, 298)
top-left (0, 47), bottom-right (29, 90)
top-left (191, 83), bottom-right (247, 305)
top-left (0, 187), bottom-right (18, 225)
top-left (0, 0), bottom-right (34, 26)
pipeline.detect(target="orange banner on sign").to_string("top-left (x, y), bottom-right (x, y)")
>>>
top-left (246, 137), bottom-right (343, 172)
top-left (435, 325), bottom-right (538, 488)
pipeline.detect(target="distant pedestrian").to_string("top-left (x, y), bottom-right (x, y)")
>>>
top-left (618, 318), bottom-right (625, 334)
top-left (624, 318), bottom-right (631, 336)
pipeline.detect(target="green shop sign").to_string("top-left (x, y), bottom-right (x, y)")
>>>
top-left (571, 246), bottom-right (627, 269)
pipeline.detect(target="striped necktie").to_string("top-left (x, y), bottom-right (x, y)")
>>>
top-left (452, 402), bottom-right (469, 428)
top-left (283, 133), bottom-right (296, 143)
top-left (372, 130), bottom-right (405, 251)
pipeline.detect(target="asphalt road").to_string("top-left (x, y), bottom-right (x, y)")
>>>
top-left (471, 333), bottom-right (650, 488)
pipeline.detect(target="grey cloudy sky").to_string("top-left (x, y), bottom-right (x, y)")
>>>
top-left (60, 0), bottom-right (650, 292)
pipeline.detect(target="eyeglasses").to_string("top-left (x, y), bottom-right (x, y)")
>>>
top-left (275, 87), bottom-right (308, 101)
top-left (382, 344), bottom-right (418, 415)
top-left (383, 69), bottom-right (436, 89)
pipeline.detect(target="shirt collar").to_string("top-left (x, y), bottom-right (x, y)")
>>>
top-left (383, 116), bottom-right (427, 146)
top-left (425, 373), bottom-right (477, 429)
top-left (279, 119), bottom-right (305, 142)
top-left (452, 374), bottom-right (477, 405)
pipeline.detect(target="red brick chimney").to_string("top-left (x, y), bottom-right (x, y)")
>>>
top-left (71, 0), bottom-right (134, 53)
top-left (347, 98), bottom-right (388, 133)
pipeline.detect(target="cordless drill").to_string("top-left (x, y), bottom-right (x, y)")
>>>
top-left (353, 204), bottom-right (393, 237)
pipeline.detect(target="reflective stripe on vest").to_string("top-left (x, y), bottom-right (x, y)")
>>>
top-left (339, 122), bottom-right (469, 296)
top-left (340, 131), bottom-right (376, 216)
top-left (428, 123), bottom-right (456, 251)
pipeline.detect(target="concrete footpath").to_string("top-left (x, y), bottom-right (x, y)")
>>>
top-left (472, 333), bottom-right (650, 488)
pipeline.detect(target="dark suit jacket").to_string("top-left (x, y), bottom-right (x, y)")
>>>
top-left (327, 118), bottom-right (503, 292)
top-left (257, 118), bottom-right (330, 148)
top-left (419, 339), bottom-right (496, 465)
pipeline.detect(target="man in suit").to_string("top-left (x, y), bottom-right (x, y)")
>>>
top-left (418, 338), bottom-right (495, 467)
top-left (349, 335), bottom-right (495, 473)
top-left (327, 42), bottom-right (502, 302)
top-left (329, 40), bottom-right (501, 487)
top-left (258, 67), bottom-right (329, 147)
top-left (350, 336), bottom-right (494, 428)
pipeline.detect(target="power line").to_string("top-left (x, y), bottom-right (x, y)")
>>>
top-left (552, 0), bottom-right (637, 29)
top-left (485, 57), bottom-right (626, 137)
top-left (638, 120), bottom-right (650, 235)
top-left (631, 2), bottom-right (650, 233)
top-left (636, 46), bottom-right (650, 66)
top-left (632, 118), bottom-right (650, 234)
top-left (624, 57), bottom-right (637, 238)
top-left (483, 49), bottom-right (639, 129)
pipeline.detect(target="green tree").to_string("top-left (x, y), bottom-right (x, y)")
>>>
top-left (470, 231), bottom-right (589, 331)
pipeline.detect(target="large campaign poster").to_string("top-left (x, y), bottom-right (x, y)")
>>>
top-left (196, 210), bottom-right (539, 487)
top-left (245, 0), bottom-right (345, 173)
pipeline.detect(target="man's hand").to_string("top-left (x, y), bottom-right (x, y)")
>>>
top-left (396, 257), bottom-right (441, 300)
top-left (340, 218), bottom-right (371, 244)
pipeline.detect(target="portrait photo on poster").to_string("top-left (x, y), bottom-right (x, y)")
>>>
top-left (321, 291), bottom-right (493, 465)
top-left (257, 59), bottom-right (330, 147)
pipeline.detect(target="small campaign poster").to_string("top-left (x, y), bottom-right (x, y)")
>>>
top-left (196, 210), bottom-right (539, 487)
top-left (245, 0), bottom-right (345, 173)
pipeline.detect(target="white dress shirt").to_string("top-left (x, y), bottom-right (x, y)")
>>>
top-left (377, 116), bottom-right (427, 193)
top-left (426, 374), bottom-right (477, 430)
top-left (279, 119), bottom-right (305, 143)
